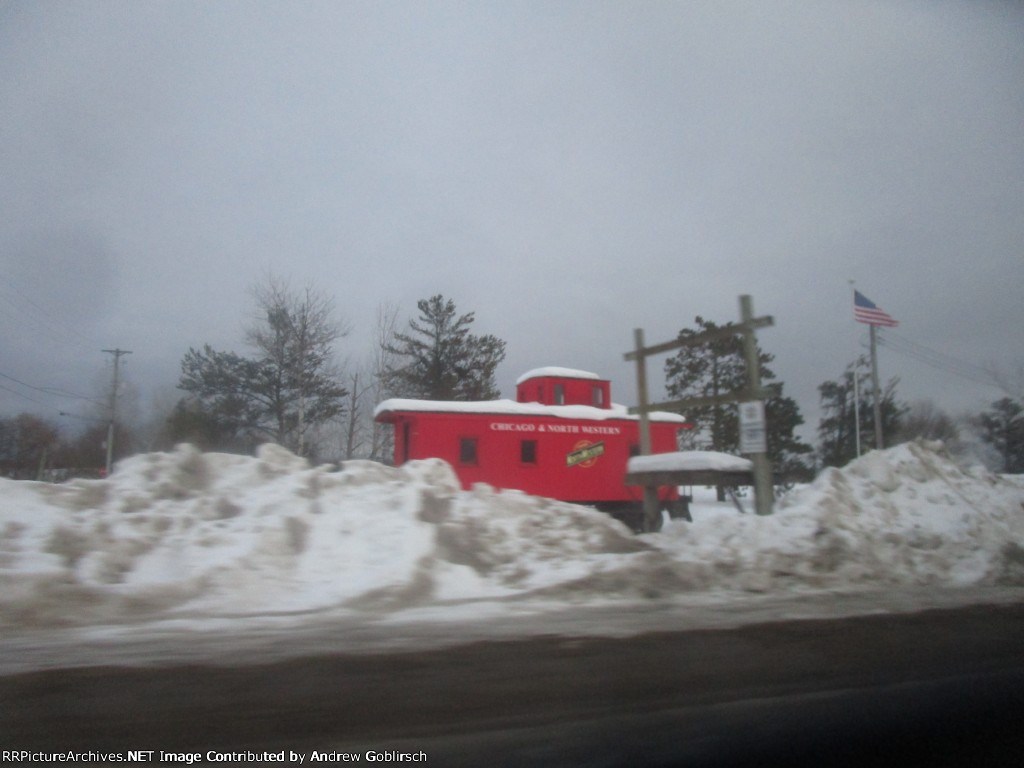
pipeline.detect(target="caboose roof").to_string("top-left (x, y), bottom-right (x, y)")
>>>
top-left (514, 367), bottom-right (603, 385)
top-left (373, 398), bottom-right (688, 424)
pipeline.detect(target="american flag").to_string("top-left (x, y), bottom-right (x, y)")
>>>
top-left (854, 290), bottom-right (898, 327)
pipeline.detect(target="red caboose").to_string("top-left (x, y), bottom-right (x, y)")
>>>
top-left (374, 367), bottom-right (691, 530)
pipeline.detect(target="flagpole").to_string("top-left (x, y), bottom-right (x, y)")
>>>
top-left (869, 324), bottom-right (884, 450)
top-left (853, 285), bottom-right (896, 453)
top-left (849, 280), bottom-right (862, 457)
top-left (853, 358), bottom-right (861, 457)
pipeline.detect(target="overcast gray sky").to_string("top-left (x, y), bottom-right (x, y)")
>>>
top-left (2, 0), bottom-right (1022, 445)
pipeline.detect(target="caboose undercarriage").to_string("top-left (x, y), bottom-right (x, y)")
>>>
top-left (596, 496), bottom-right (693, 534)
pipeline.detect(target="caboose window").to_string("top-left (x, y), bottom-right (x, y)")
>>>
top-left (520, 440), bottom-right (537, 464)
top-left (554, 384), bottom-right (565, 405)
top-left (459, 437), bottom-right (478, 465)
top-left (592, 386), bottom-right (604, 407)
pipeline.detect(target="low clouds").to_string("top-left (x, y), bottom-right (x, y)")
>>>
top-left (1, 0), bottom-right (1021, 433)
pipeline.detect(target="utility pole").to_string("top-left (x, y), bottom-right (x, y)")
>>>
top-left (102, 348), bottom-right (131, 475)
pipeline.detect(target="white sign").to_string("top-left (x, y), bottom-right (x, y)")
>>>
top-left (739, 400), bottom-right (767, 454)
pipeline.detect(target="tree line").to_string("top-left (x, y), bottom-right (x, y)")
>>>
top-left (2, 282), bottom-right (1022, 479)
top-left (167, 280), bottom-right (507, 463)
top-left (666, 319), bottom-right (1023, 477)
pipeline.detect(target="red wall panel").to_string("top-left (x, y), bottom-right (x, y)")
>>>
top-left (393, 410), bottom-right (682, 504)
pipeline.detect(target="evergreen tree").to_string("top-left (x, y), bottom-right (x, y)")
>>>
top-left (816, 358), bottom-right (904, 467)
top-left (977, 398), bottom-right (1024, 473)
top-left (178, 277), bottom-right (348, 457)
top-left (663, 317), bottom-right (812, 484)
top-left (385, 295), bottom-right (506, 400)
top-left (765, 394), bottom-right (815, 482)
top-left (163, 395), bottom-right (256, 454)
top-left (664, 318), bottom-right (753, 455)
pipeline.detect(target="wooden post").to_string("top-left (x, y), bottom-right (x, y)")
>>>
top-left (633, 328), bottom-right (659, 530)
top-left (633, 328), bottom-right (652, 456)
top-left (739, 295), bottom-right (773, 516)
top-left (625, 296), bottom-right (776, 523)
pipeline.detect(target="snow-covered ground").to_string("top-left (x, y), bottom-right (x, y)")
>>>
top-left (2, 439), bottom-right (1023, 645)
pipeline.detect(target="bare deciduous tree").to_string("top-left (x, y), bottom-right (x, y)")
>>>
top-left (894, 399), bottom-right (960, 445)
top-left (336, 302), bottom-right (400, 461)
top-left (178, 274), bottom-right (349, 458)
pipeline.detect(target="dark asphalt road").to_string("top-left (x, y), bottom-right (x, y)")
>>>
top-left (3, 602), bottom-right (1024, 766)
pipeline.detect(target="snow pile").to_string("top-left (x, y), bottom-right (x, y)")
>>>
top-left (655, 440), bottom-right (1024, 592)
top-left (0, 440), bottom-right (1022, 629)
top-left (0, 444), bottom-right (648, 627)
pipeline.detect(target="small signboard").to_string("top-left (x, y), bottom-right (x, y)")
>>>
top-left (739, 400), bottom-right (766, 454)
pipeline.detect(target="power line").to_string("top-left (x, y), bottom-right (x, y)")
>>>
top-left (882, 330), bottom-right (992, 375)
top-left (0, 370), bottom-right (101, 403)
top-left (58, 410), bottom-right (106, 424)
top-left (0, 381), bottom-right (50, 408)
top-left (0, 349), bottom-right (135, 436)
top-left (0, 284), bottom-right (95, 348)
top-left (877, 333), bottom-right (994, 384)
top-left (874, 330), bottom-right (1000, 389)
top-left (1, 298), bottom-right (73, 347)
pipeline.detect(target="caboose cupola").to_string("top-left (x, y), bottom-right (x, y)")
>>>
top-left (515, 367), bottom-right (611, 410)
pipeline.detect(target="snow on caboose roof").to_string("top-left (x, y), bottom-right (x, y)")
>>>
top-left (628, 451), bottom-right (754, 474)
top-left (515, 367), bottom-right (603, 385)
top-left (374, 397), bottom-right (688, 423)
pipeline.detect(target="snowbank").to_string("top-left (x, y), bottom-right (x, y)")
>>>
top-left (0, 440), bottom-right (1022, 628)
top-left (0, 444), bottom-right (649, 627)
top-left (656, 440), bottom-right (1024, 592)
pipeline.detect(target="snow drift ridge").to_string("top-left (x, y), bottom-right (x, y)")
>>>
top-left (0, 440), bottom-right (1022, 628)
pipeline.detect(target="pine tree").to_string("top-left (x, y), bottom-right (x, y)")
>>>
top-left (663, 317), bottom-right (812, 486)
top-left (765, 394), bottom-right (815, 482)
top-left (664, 318), bottom-right (751, 455)
top-left (385, 295), bottom-right (506, 400)
top-left (816, 358), bottom-right (904, 467)
top-left (977, 398), bottom-right (1024, 473)
top-left (164, 394), bottom-right (255, 453)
